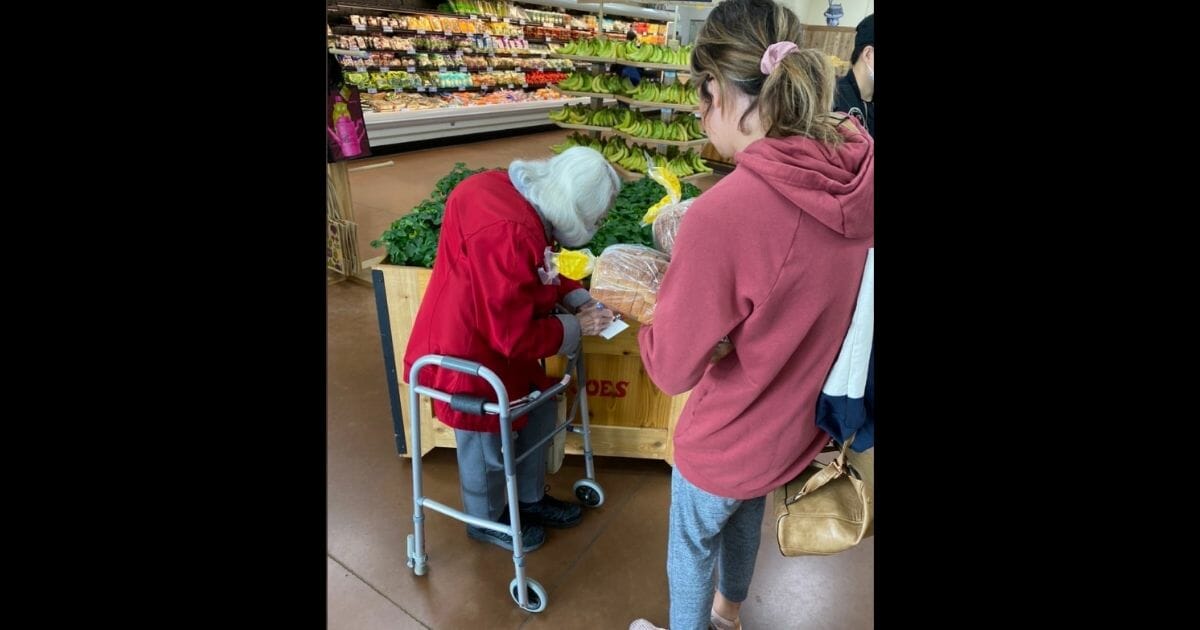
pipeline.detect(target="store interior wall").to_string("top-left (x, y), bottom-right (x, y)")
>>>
top-left (675, 0), bottom-right (872, 44)
top-left (801, 0), bottom-right (874, 26)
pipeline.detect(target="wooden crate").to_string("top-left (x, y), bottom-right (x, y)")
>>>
top-left (372, 263), bottom-right (686, 464)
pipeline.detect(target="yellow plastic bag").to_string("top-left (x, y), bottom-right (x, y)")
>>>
top-left (641, 154), bottom-right (683, 226)
top-left (553, 247), bottom-right (596, 281)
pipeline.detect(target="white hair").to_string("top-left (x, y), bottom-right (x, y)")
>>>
top-left (509, 146), bottom-right (621, 247)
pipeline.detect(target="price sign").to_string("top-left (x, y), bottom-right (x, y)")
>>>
top-left (383, 25), bottom-right (394, 33)
top-left (354, 24), bottom-right (366, 31)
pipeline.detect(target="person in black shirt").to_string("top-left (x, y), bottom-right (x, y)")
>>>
top-left (832, 14), bottom-right (873, 137)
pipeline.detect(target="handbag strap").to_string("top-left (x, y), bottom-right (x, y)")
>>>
top-left (789, 433), bottom-right (857, 504)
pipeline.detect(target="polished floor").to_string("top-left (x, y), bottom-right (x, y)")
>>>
top-left (327, 130), bottom-right (874, 629)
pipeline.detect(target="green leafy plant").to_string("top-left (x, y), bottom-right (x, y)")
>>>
top-left (581, 178), bottom-right (701, 256)
top-left (371, 162), bottom-right (485, 268)
top-left (371, 168), bottom-right (700, 268)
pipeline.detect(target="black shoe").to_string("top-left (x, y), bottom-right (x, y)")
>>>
top-left (467, 522), bottom-right (546, 552)
top-left (520, 493), bottom-right (583, 529)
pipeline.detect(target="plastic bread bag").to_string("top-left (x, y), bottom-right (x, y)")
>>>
top-left (589, 244), bottom-right (670, 324)
top-left (640, 153), bottom-right (683, 226)
top-left (652, 196), bottom-right (698, 257)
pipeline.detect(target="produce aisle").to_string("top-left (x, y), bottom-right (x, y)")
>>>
top-left (347, 128), bottom-right (720, 264)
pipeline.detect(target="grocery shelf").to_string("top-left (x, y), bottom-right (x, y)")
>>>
top-left (611, 130), bottom-right (708, 148)
top-left (552, 121), bottom-right (614, 132)
top-left (363, 97), bottom-right (589, 146)
top-left (613, 94), bottom-right (698, 111)
top-left (553, 53), bottom-right (689, 72)
top-left (549, 85), bottom-right (616, 99)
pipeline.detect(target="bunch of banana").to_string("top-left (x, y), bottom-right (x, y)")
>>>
top-left (564, 105), bottom-right (590, 125)
top-left (630, 81), bottom-right (662, 103)
top-left (683, 149), bottom-right (712, 174)
top-left (556, 72), bottom-right (591, 91)
top-left (547, 106), bottom-right (572, 122)
top-left (613, 109), bottom-right (647, 134)
top-left (582, 73), bottom-right (624, 94)
top-left (671, 113), bottom-right (706, 140)
top-left (620, 44), bottom-right (693, 66)
top-left (616, 146), bottom-right (651, 173)
top-left (601, 136), bottom-right (632, 164)
top-left (586, 108), bottom-right (624, 127)
top-left (682, 83), bottom-right (699, 105)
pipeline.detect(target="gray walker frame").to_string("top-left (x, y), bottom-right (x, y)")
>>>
top-left (405, 352), bottom-right (605, 613)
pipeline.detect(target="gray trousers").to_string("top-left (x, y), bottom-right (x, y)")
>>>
top-left (668, 466), bottom-right (766, 630)
top-left (453, 399), bottom-right (555, 521)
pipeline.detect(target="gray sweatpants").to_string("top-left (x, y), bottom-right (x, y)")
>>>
top-left (668, 466), bottom-right (766, 630)
top-left (453, 399), bottom-right (555, 521)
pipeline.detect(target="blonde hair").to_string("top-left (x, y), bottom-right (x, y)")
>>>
top-left (509, 146), bottom-right (621, 246)
top-left (691, 0), bottom-right (845, 146)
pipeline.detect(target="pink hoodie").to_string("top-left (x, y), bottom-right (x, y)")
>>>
top-left (639, 122), bottom-right (874, 500)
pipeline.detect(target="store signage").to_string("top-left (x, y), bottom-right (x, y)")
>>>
top-left (568, 380), bottom-right (632, 398)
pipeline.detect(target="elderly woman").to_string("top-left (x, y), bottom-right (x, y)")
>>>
top-left (404, 147), bottom-right (620, 552)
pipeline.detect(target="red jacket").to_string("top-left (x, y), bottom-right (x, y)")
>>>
top-left (639, 121), bottom-right (874, 499)
top-left (403, 170), bottom-right (584, 432)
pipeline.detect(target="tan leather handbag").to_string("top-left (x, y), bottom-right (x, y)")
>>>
top-left (773, 436), bottom-right (874, 556)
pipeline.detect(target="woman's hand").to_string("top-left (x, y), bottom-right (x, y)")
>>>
top-left (576, 307), bottom-right (615, 336)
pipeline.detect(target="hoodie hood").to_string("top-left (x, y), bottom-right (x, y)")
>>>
top-left (734, 119), bottom-right (874, 239)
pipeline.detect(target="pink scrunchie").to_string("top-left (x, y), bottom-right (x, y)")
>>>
top-left (760, 41), bottom-right (799, 75)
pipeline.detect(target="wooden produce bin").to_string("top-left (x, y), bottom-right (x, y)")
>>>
top-left (372, 264), bottom-right (688, 464)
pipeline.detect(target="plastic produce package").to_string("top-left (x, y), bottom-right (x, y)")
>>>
top-left (652, 197), bottom-right (697, 257)
top-left (589, 244), bottom-right (670, 324)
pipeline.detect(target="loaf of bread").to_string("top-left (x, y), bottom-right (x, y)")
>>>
top-left (589, 245), bottom-right (670, 324)
top-left (652, 197), bottom-right (697, 257)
